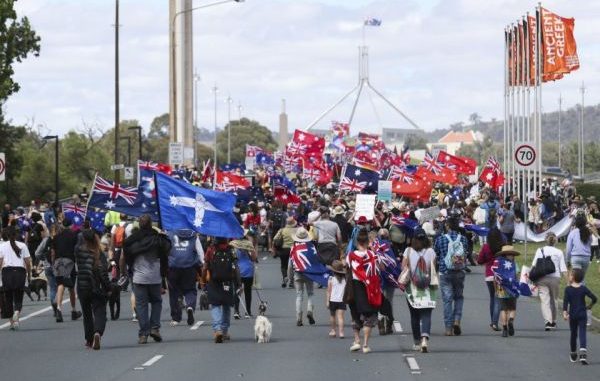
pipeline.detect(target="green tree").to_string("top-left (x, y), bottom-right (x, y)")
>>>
top-left (404, 133), bottom-right (428, 150)
top-left (216, 118), bottom-right (277, 163)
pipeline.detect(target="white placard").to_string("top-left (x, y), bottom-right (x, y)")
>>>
top-left (245, 156), bottom-right (256, 171)
top-left (169, 142), bottom-right (184, 166)
top-left (0, 152), bottom-right (5, 182)
top-left (123, 167), bottom-right (134, 180)
top-left (110, 164), bottom-right (125, 170)
top-left (354, 194), bottom-right (377, 221)
top-left (418, 206), bottom-right (441, 223)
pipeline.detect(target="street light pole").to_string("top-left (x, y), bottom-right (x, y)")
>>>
top-left (193, 70), bottom-right (201, 167)
top-left (227, 95), bottom-right (232, 163)
top-left (128, 126), bottom-right (143, 161)
top-left (114, 0), bottom-right (121, 183)
top-left (120, 136), bottom-right (132, 167)
top-left (558, 94), bottom-right (562, 169)
top-left (213, 84), bottom-right (218, 188)
top-left (43, 135), bottom-right (59, 207)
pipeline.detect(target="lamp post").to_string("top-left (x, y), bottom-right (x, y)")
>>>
top-left (170, 0), bottom-right (245, 151)
top-left (128, 125), bottom-right (143, 162)
top-left (120, 136), bottom-right (132, 167)
top-left (212, 84), bottom-right (218, 188)
top-left (193, 70), bottom-right (201, 167)
top-left (114, 0), bottom-right (120, 183)
top-left (43, 135), bottom-right (59, 207)
top-left (226, 95), bottom-right (233, 163)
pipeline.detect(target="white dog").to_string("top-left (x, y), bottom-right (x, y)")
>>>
top-left (254, 315), bottom-right (272, 343)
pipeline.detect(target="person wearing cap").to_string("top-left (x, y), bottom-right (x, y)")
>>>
top-left (433, 212), bottom-right (469, 336)
top-left (290, 227), bottom-right (316, 326)
top-left (272, 216), bottom-right (297, 288)
top-left (326, 260), bottom-right (347, 338)
top-left (491, 245), bottom-right (521, 338)
top-left (312, 206), bottom-right (342, 266)
top-left (531, 232), bottom-right (567, 331)
top-left (51, 218), bottom-right (82, 323)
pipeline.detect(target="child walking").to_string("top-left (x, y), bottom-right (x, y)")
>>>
top-left (491, 245), bottom-right (521, 338)
top-left (326, 260), bottom-right (347, 338)
top-left (563, 268), bottom-right (597, 365)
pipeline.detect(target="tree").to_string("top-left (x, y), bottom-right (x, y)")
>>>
top-left (404, 133), bottom-right (428, 150)
top-left (0, 1), bottom-right (41, 104)
top-left (469, 113), bottom-right (482, 127)
top-left (216, 118), bottom-right (277, 163)
top-left (148, 113), bottom-right (168, 139)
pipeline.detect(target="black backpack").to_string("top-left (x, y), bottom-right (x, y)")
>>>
top-left (270, 210), bottom-right (285, 231)
top-left (210, 248), bottom-right (237, 282)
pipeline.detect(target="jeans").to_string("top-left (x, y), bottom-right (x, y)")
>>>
top-left (133, 283), bottom-right (162, 337)
top-left (485, 281), bottom-right (500, 326)
top-left (406, 300), bottom-right (432, 343)
top-left (537, 276), bottom-right (560, 323)
top-left (570, 317), bottom-right (587, 351)
top-left (294, 272), bottom-right (314, 318)
top-left (45, 265), bottom-right (58, 304)
top-left (79, 291), bottom-right (107, 343)
top-left (234, 277), bottom-right (253, 315)
top-left (167, 267), bottom-right (197, 322)
top-left (211, 304), bottom-right (231, 333)
top-left (570, 256), bottom-right (590, 279)
top-left (278, 249), bottom-right (290, 280)
top-left (440, 271), bottom-right (465, 329)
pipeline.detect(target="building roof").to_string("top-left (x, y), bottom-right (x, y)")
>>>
top-left (438, 131), bottom-right (477, 144)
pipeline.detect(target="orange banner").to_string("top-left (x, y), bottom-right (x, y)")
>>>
top-left (541, 7), bottom-right (579, 82)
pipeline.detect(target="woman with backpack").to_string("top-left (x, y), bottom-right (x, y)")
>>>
top-left (0, 226), bottom-right (32, 330)
top-left (400, 228), bottom-right (437, 353)
top-left (476, 227), bottom-right (505, 331)
top-left (271, 217), bottom-right (297, 288)
top-left (75, 229), bottom-right (111, 349)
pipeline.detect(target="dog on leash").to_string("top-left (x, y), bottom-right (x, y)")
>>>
top-left (254, 301), bottom-right (272, 343)
top-left (24, 267), bottom-right (48, 302)
top-left (108, 281), bottom-right (121, 320)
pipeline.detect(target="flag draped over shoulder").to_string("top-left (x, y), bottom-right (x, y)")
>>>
top-left (290, 242), bottom-right (330, 287)
top-left (370, 239), bottom-right (401, 289)
top-left (154, 172), bottom-right (243, 238)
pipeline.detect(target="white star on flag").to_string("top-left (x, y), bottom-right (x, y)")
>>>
top-left (503, 261), bottom-right (512, 270)
top-left (298, 133), bottom-right (305, 141)
top-left (354, 169), bottom-right (361, 176)
top-left (486, 173), bottom-right (494, 180)
top-left (104, 200), bottom-right (116, 209)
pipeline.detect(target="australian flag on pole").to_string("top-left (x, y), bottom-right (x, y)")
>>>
top-left (87, 175), bottom-right (159, 221)
top-left (88, 210), bottom-right (106, 234)
top-left (63, 203), bottom-right (86, 227)
top-left (154, 172), bottom-right (243, 238)
top-left (290, 241), bottom-right (330, 287)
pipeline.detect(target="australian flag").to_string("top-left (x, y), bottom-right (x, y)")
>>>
top-left (155, 172), bottom-right (243, 238)
top-left (290, 242), bottom-right (330, 287)
top-left (371, 238), bottom-right (401, 289)
top-left (87, 175), bottom-right (159, 221)
top-left (88, 210), bottom-right (106, 234)
top-left (63, 203), bottom-right (86, 227)
top-left (271, 174), bottom-right (296, 193)
top-left (491, 257), bottom-right (531, 297)
top-left (339, 164), bottom-right (379, 193)
top-left (256, 152), bottom-right (275, 166)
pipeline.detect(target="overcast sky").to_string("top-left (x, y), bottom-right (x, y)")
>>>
top-left (5, 0), bottom-right (600, 137)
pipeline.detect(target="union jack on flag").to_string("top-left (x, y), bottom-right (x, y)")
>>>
top-left (303, 167), bottom-right (321, 181)
top-left (397, 172), bottom-right (415, 184)
top-left (486, 156), bottom-right (502, 174)
top-left (93, 176), bottom-right (138, 205)
top-left (421, 152), bottom-right (443, 175)
top-left (388, 164), bottom-right (407, 181)
top-left (286, 141), bottom-right (307, 156)
top-left (245, 144), bottom-right (263, 158)
top-left (291, 243), bottom-right (312, 272)
top-left (62, 203), bottom-right (86, 218)
top-left (363, 251), bottom-right (379, 277)
top-left (339, 177), bottom-right (366, 192)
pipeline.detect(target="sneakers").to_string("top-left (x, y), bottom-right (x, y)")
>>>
top-left (281, 278), bottom-right (288, 288)
top-left (329, 329), bottom-right (336, 338)
top-left (214, 331), bottom-right (224, 343)
top-left (169, 320), bottom-right (180, 327)
top-left (580, 349), bottom-right (588, 365)
top-left (149, 328), bottom-right (162, 342)
top-left (350, 342), bottom-right (361, 352)
top-left (288, 282), bottom-right (294, 289)
top-left (508, 319), bottom-right (515, 336)
top-left (544, 322), bottom-right (552, 332)
top-left (244, 313), bottom-right (251, 319)
top-left (56, 309), bottom-right (64, 323)
top-left (51, 303), bottom-right (58, 318)
top-left (138, 335), bottom-right (148, 345)
top-left (420, 337), bottom-right (428, 353)
top-left (296, 319), bottom-right (303, 327)
top-left (92, 333), bottom-right (101, 350)
top-left (307, 312), bottom-right (315, 325)
top-left (490, 324), bottom-right (501, 332)
top-left (412, 344), bottom-right (421, 351)
top-left (131, 314), bottom-right (138, 322)
top-left (550, 322), bottom-right (557, 329)
top-left (186, 307), bottom-right (195, 326)
top-left (71, 311), bottom-right (82, 321)
top-left (222, 333), bottom-right (231, 341)
top-left (453, 321), bottom-right (461, 336)
top-left (233, 312), bottom-right (241, 320)
top-left (362, 346), bottom-right (372, 354)
top-left (502, 326), bottom-right (508, 338)
top-left (570, 352), bottom-right (578, 362)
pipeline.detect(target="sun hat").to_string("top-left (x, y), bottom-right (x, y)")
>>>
top-left (332, 205), bottom-right (345, 216)
top-left (293, 227), bottom-right (312, 243)
top-left (495, 245), bottom-right (520, 257)
top-left (327, 260), bottom-right (347, 275)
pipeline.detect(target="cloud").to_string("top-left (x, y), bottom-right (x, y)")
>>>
top-left (5, 0), bottom-right (600, 138)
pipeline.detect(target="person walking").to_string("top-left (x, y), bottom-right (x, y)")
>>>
top-left (271, 217), bottom-right (297, 288)
top-left (433, 212), bottom-right (468, 336)
top-left (492, 245), bottom-right (521, 338)
top-left (166, 229), bottom-right (202, 326)
top-left (75, 229), bottom-right (110, 349)
top-left (401, 229), bottom-right (437, 353)
top-left (122, 215), bottom-right (171, 344)
top-left (231, 235), bottom-right (257, 319)
top-left (499, 203), bottom-right (516, 244)
top-left (51, 218), bottom-right (82, 323)
top-left (477, 227), bottom-right (505, 331)
top-left (566, 214), bottom-right (592, 278)
top-left (563, 268), bottom-right (597, 364)
top-left (347, 229), bottom-right (382, 354)
top-left (0, 226), bottom-right (32, 330)
top-left (290, 227), bottom-right (316, 327)
top-left (532, 232), bottom-right (567, 331)
top-left (326, 260), bottom-right (347, 339)
top-left (202, 237), bottom-right (241, 343)
top-left (312, 206), bottom-right (342, 266)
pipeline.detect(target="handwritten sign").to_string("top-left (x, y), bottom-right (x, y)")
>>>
top-left (354, 194), bottom-right (377, 222)
top-left (418, 206), bottom-right (441, 223)
top-left (377, 181), bottom-right (392, 202)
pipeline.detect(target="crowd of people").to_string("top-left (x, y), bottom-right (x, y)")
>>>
top-left (0, 174), bottom-right (598, 365)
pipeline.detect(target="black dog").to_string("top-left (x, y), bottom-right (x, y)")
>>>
top-left (199, 289), bottom-right (209, 311)
top-left (108, 282), bottom-right (121, 320)
top-left (24, 269), bottom-right (48, 302)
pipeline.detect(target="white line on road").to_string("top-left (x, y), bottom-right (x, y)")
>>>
top-left (190, 320), bottom-right (204, 330)
top-left (142, 355), bottom-right (164, 367)
top-left (0, 300), bottom-right (70, 330)
top-left (406, 357), bottom-right (421, 374)
top-left (393, 321), bottom-right (403, 333)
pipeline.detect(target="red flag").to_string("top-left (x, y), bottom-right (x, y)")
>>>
top-left (392, 174), bottom-right (432, 201)
top-left (289, 130), bottom-right (325, 159)
top-left (540, 8), bottom-right (580, 82)
top-left (479, 156), bottom-right (505, 190)
top-left (274, 186), bottom-right (301, 205)
top-left (138, 161), bottom-right (172, 176)
top-left (215, 171), bottom-right (250, 192)
top-left (352, 150), bottom-right (379, 172)
top-left (436, 151), bottom-right (475, 175)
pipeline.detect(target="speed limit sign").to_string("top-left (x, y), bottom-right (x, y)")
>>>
top-left (0, 152), bottom-right (5, 182)
top-left (514, 142), bottom-right (537, 169)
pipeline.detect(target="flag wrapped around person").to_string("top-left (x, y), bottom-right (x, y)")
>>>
top-left (290, 241), bottom-right (330, 287)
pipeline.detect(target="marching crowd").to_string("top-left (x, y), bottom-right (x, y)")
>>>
top-left (0, 175), bottom-right (598, 364)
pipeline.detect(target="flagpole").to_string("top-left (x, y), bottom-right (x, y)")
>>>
top-left (536, 3), bottom-right (542, 197)
top-left (525, 15), bottom-right (532, 207)
top-left (510, 25), bottom-right (517, 198)
top-left (503, 28), bottom-right (509, 198)
top-left (153, 172), bottom-right (164, 230)
top-left (515, 22), bottom-right (522, 200)
top-left (85, 173), bottom-right (99, 217)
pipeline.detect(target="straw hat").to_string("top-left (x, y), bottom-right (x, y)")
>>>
top-left (327, 260), bottom-right (347, 275)
top-left (495, 245), bottom-right (520, 257)
top-left (293, 227), bottom-right (312, 243)
top-left (230, 239), bottom-right (255, 252)
top-left (332, 205), bottom-right (345, 216)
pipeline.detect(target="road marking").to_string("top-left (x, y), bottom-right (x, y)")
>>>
top-left (262, 256), bottom-right (268, 261)
top-left (0, 300), bottom-right (70, 330)
top-left (142, 355), bottom-right (163, 367)
top-left (190, 320), bottom-right (204, 330)
top-left (406, 356), bottom-right (421, 374)
top-left (393, 321), bottom-right (403, 333)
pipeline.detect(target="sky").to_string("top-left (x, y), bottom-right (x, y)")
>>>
top-left (5, 0), bottom-right (600, 137)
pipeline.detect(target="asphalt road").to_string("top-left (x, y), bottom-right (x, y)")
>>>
top-left (0, 258), bottom-right (597, 381)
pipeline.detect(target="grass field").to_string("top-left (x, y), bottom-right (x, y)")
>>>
top-left (473, 241), bottom-right (600, 319)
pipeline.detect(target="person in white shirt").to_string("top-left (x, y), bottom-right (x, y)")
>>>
top-left (531, 232), bottom-right (567, 331)
top-left (0, 226), bottom-right (32, 330)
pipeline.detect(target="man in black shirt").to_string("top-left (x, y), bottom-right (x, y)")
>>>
top-left (51, 218), bottom-right (82, 322)
top-left (1, 204), bottom-right (10, 229)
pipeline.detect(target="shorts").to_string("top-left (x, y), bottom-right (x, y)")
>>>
top-left (56, 268), bottom-right (76, 288)
top-left (498, 297), bottom-right (517, 311)
top-left (329, 301), bottom-right (347, 315)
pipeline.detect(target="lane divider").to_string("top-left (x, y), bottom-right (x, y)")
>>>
top-left (406, 356), bottom-right (421, 375)
top-left (190, 320), bottom-right (204, 330)
top-left (141, 355), bottom-right (164, 367)
top-left (393, 321), bottom-right (403, 333)
top-left (0, 300), bottom-right (70, 330)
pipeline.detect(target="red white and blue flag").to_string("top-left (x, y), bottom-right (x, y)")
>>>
top-left (290, 242), bottom-right (330, 287)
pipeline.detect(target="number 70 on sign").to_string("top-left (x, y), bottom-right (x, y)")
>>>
top-left (514, 142), bottom-right (537, 170)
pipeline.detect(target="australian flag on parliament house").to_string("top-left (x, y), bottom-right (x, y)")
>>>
top-left (154, 172), bottom-right (243, 238)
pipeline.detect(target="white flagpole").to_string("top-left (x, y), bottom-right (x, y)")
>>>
top-left (536, 3), bottom-right (542, 197)
top-left (525, 15), bottom-right (532, 205)
top-left (510, 25), bottom-right (517, 198)
top-left (516, 21), bottom-right (522, 200)
top-left (503, 27), bottom-right (509, 197)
